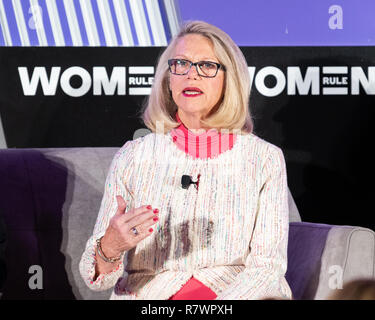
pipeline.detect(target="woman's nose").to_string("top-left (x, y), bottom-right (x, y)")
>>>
top-left (187, 64), bottom-right (199, 79)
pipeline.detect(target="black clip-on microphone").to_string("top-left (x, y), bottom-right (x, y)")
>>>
top-left (181, 174), bottom-right (200, 190)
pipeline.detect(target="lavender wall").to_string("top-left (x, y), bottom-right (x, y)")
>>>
top-left (178, 0), bottom-right (375, 46)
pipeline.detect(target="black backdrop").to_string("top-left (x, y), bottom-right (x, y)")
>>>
top-left (0, 47), bottom-right (374, 230)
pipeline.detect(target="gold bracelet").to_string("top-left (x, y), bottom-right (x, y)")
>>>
top-left (96, 237), bottom-right (123, 263)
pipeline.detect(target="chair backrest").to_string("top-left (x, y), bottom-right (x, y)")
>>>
top-left (0, 147), bottom-right (117, 299)
top-left (288, 189), bottom-right (301, 222)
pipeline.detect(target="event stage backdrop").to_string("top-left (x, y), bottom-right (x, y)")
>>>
top-left (0, 46), bottom-right (374, 230)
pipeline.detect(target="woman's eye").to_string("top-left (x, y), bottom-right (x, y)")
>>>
top-left (202, 63), bottom-right (215, 69)
top-left (177, 60), bottom-right (187, 66)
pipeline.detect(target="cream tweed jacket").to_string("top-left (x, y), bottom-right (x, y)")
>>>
top-left (79, 131), bottom-right (292, 300)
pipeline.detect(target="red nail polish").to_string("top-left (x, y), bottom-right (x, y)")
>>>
top-left (146, 205), bottom-right (152, 210)
top-left (153, 217), bottom-right (158, 221)
top-left (153, 208), bottom-right (159, 214)
top-left (149, 228), bottom-right (153, 232)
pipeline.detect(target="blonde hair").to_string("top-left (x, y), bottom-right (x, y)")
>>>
top-left (140, 21), bottom-right (253, 134)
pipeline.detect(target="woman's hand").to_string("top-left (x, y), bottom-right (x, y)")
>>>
top-left (100, 195), bottom-right (159, 259)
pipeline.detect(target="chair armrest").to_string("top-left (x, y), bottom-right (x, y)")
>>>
top-left (286, 222), bottom-right (375, 300)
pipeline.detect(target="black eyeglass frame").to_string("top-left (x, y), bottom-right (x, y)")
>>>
top-left (167, 58), bottom-right (226, 78)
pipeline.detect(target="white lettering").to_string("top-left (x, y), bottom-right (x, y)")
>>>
top-left (129, 87), bottom-right (151, 95)
top-left (128, 76), bottom-right (153, 86)
top-left (128, 66), bottom-right (154, 74)
top-left (323, 66), bottom-right (348, 74)
top-left (18, 67), bottom-right (60, 96)
top-left (323, 87), bottom-right (348, 95)
top-left (60, 67), bottom-right (91, 97)
top-left (287, 67), bottom-right (319, 95)
top-left (141, 304), bottom-right (175, 317)
top-left (248, 66), bottom-right (256, 90)
top-left (18, 65), bottom-right (375, 97)
top-left (322, 76), bottom-right (348, 85)
top-left (255, 66), bottom-right (286, 97)
top-left (351, 67), bottom-right (375, 95)
top-left (93, 67), bottom-right (126, 95)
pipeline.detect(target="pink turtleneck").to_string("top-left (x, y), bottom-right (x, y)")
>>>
top-left (170, 112), bottom-right (236, 159)
top-left (168, 112), bottom-right (236, 300)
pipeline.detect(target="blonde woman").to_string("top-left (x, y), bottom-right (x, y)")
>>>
top-left (79, 21), bottom-right (292, 300)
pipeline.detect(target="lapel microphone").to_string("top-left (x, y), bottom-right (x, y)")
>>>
top-left (181, 174), bottom-right (201, 190)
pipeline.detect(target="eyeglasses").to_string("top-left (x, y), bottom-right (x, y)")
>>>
top-left (168, 58), bottom-right (225, 78)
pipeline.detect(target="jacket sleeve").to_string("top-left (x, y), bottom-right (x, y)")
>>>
top-left (215, 147), bottom-right (292, 300)
top-left (79, 140), bottom-right (135, 291)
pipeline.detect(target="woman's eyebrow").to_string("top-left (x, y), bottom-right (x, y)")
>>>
top-left (173, 55), bottom-right (219, 62)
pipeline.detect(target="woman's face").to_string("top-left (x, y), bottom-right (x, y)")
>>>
top-left (169, 34), bottom-right (225, 122)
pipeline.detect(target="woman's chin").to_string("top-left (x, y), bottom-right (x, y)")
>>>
top-left (178, 104), bottom-right (209, 115)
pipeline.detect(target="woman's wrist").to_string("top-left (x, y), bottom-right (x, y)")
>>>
top-left (97, 235), bottom-right (123, 263)
top-left (93, 246), bottom-right (122, 281)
